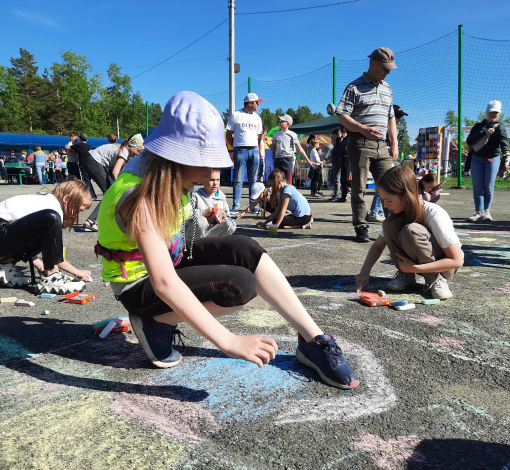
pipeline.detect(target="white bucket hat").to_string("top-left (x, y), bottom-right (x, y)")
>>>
top-left (144, 91), bottom-right (232, 168)
top-left (486, 100), bottom-right (502, 113)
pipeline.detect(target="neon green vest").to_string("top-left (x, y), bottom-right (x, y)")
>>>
top-left (97, 171), bottom-right (190, 283)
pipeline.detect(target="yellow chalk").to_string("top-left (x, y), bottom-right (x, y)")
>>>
top-left (1, 297), bottom-right (18, 303)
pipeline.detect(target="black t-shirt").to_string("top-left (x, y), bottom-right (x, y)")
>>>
top-left (70, 143), bottom-right (92, 162)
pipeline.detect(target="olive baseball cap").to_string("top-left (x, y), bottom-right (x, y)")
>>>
top-left (368, 47), bottom-right (397, 70)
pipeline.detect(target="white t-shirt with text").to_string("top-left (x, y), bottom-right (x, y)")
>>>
top-left (89, 143), bottom-right (129, 167)
top-left (226, 110), bottom-right (263, 147)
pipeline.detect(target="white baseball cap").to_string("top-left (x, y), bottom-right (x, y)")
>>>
top-left (244, 93), bottom-right (263, 103)
top-left (486, 100), bottom-right (502, 113)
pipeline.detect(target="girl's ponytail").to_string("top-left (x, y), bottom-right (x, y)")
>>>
top-left (267, 169), bottom-right (286, 209)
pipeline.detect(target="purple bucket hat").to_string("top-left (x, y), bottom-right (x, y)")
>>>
top-left (144, 91), bottom-right (232, 168)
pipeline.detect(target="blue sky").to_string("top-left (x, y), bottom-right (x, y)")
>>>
top-left (3, 0), bottom-right (510, 134)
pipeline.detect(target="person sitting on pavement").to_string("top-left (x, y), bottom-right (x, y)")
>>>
top-left (257, 169), bottom-right (313, 230)
top-left (185, 168), bottom-right (236, 239)
top-left (355, 165), bottom-right (463, 300)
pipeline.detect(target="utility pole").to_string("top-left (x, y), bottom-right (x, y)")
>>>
top-left (228, 0), bottom-right (235, 115)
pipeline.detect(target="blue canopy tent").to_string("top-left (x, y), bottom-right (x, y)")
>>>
top-left (0, 133), bottom-right (117, 152)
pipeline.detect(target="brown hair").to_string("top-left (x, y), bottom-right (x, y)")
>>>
top-left (108, 133), bottom-right (117, 143)
top-left (118, 153), bottom-right (183, 242)
top-left (51, 180), bottom-right (92, 229)
top-left (267, 169), bottom-right (286, 208)
top-left (418, 171), bottom-right (437, 190)
top-left (378, 165), bottom-right (423, 224)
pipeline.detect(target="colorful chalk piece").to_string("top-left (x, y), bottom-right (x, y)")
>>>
top-left (15, 300), bottom-right (35, 307)
top-left (1, 297), bottom-right (17, 303)
top-left (40, 293), bottom-right (56, 299)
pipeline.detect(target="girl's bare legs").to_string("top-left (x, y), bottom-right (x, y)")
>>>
top-left (254, 253), bottom-right (322, 342)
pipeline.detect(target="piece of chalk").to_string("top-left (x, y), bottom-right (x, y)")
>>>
top-left (42, 310), bottom-right (49, 315)
top-left (377, 290), bottom-right (386, 297)
top-left (420, 299), bottom-right (441, 305)
top-left (16, 300), bottom-right (35, 307)
top-left (1, 297), bottom-right (18, 303)
top-left (41, 293), bottom-right (56, 299)
top-left (393, 303), bottom-right (416, 311)
top-left (99, 320), bottom-right (117, 339)
top-left (391, 301), bottom-right (408, 307)
top-left (92, 316), bottom-right (129, 330)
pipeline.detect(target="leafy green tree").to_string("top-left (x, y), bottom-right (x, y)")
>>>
top-left (8, 48), bottom-right (48, 133)
top-left (0, 64), bottom-right (24, 132)
top-left (259, 107), bottom-right (277, 130)
top-left (148, 102), bottom-right (163, 128)
top-left (398, 117), bottom-right (415, 157)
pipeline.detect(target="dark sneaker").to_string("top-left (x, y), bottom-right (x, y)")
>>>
top-left (355, 226), bottom-right (370, 243)
top-left (129, 313), bottom-right (184, 368)
top-left (296, 334), bottom-right (359, 389)
top-left (337, 197), bottom-right (347, 203)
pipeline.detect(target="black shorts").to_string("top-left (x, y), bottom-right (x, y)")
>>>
top-left (118, 235), bottom-right (266, 318)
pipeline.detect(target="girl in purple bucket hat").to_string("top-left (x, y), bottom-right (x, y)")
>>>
top-left (96, 91), bottom-right (358, 390)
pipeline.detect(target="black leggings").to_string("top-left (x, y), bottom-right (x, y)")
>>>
top-left (82, 157), bottom-right (110, 222)
top-left (118, 235), bottom-right (266, 318)
top-left (0, 210), bottom-right (63, 270)
top-left (270, 214), bottom-right (312, 229)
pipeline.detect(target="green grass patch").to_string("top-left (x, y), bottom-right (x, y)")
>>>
top-left (444, 177), bottom-right (510, 190)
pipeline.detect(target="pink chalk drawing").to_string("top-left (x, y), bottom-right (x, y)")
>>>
top-left (430, 335), bottom-right (466, 350)
top-left (110, 386), bottom-right (221, 442)
top-left (406, 312), bottom-right (444, 327)
top-left (351, 430), bottom-right (424, 470)
top-left (494, 282), bottom-right (510, 295)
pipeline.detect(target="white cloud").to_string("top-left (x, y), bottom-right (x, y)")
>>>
top-left (12, 9), bottom-right (61, 29)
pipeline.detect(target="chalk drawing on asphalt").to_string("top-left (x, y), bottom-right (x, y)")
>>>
top-left (151, 335), bottom-right (397, 426)
top-left (351, 430), bottom-right (423, 470)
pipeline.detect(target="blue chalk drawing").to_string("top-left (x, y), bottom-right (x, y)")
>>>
top-left (153, 352), bottom-right (309, 421)
top-left (499, 235), bottom-right (510, 238)
top-left (456, 232), bottom-right (469, 236)
top-left (0, 333), bottom-right (34, 365)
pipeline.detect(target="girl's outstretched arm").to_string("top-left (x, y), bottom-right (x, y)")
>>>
top-left (355, 235), bottom-right (386, 292)
top-left (136, 201), bottom-right (277, 367)
top-left (258, 200), bottom-right (281, 228)
top-left (57, 259), bottom-right (91, 281)
top-left (274, 195), bottom-right (290, 227)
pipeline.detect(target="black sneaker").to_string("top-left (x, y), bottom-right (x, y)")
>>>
top-left (296, 333), bottom-right (359, 389)
top-left (355, 226), bottom-right (370, 243)
top-left (337, 197), bottom-right (347, 203)
top-left (129, 313), bottom-right (184, 368)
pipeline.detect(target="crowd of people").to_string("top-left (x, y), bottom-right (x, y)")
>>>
top-left (0, 46), bottom-right (508, 393)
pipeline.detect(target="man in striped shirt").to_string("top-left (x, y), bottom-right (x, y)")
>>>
top-left (336, 47), bottom-right (398, 243)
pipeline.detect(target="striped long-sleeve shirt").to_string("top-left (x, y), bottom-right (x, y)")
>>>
top-left (335, 72), bottom-right (394, 140)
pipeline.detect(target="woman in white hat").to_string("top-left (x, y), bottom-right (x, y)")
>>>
top-left (465, 100), bottom-right (509, 222)
top-left (96, 91), bottom-right (359, 390)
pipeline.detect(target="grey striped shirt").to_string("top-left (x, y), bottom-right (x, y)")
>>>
top-left (335, 72), bottom-right (394, 139)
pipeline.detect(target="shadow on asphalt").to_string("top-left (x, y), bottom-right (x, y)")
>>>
top-left (235, 228), bottom-right (354, 242)
top-left (452, 218), bottom-right (510, 232)
top-left (407, 439), bottom-right (510, 469)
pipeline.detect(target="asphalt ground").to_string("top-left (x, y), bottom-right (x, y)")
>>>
top-left (0, 180), bottom-right (509, 470)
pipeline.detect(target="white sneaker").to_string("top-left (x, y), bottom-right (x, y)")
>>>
top-left (483, 210), bottom-right (492, 221)
top-left (427, 276), bottom-right (452, 300)
top-left (386, 271), bottom-right (416, 291)
top-left (37, 271), bottom-right (85, 295)
top-left (0, 264), bottom-right (30, 287)
top-left (466, 211), bottom-right (484, 222)
top-left (367, 214), bottom-right (385, 223)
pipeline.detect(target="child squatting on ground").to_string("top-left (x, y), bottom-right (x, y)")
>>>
top-left (96, 91), bottom-right (358, 389)
top-left (0, 180), bottom-right (92, 294)
top-left (257, 170), bottom-right (313, 230)
top-left (355, 165), bottom-right (464, 300)
top-left (185, 169), bottom-right (236, 239)
top-left (417, 170), bottom-right (442, 203)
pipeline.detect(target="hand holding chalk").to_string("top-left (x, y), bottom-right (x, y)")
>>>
top-left (354, 272), bottom-right (369, 293)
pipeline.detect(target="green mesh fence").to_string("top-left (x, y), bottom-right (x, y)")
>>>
top-left (206, 30), bottom-right (510, 146)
